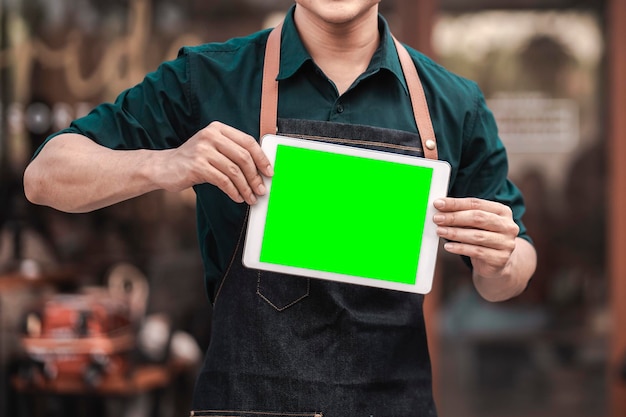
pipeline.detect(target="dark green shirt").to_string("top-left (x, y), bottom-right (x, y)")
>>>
top-left (43, 8), bottom-right (530, 297)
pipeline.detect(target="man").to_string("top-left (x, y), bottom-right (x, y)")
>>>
top-left (24, 1), bottom-right (536, 415)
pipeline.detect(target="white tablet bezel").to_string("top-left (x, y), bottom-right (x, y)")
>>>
top-left (242, 134), bottom-right (451, 294)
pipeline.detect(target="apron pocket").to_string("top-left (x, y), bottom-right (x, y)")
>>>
top-left (256, 272), bottom-right (310, 311)
top-left (190, 411), bottom-right (322, 417)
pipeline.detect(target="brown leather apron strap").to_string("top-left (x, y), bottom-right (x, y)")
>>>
top-left (259, 23), bottom-right (282, 139)
top-left (392, 37), bottom-right (438, 160)
top-left (260, 24), bottom-right (439, 160)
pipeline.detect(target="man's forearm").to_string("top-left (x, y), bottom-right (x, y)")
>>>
top-left (23, 133), bottom-right (162, 213)
top-left (472, 237), bottom-right (537, 302)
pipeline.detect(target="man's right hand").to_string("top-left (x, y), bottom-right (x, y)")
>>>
top-left (156, 121), bottom-right (274, 205)
top-left (23, 122), bottom-right (273, 213)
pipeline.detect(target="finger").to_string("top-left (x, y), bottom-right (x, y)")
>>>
top-left (436, 226), bottom-right (516, 252)
top-left (213, 127), bottom-right (272, 198)
top-left (204, 151), bottom-right (257, 205)
top-left (213, 143), bottom-right (265, 200)
top-left (434, 197), bottom-right (511, 216)
top-left (433, 210), bottom-right (518, 236)
top-left (441, 240), bottom-right (511, 269)
top-left (217, 124), bottom-right (274, 177)
top-left (202, 162), bottom-right (246, 204)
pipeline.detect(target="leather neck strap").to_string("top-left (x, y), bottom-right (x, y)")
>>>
top-left (260, 23), bottom-right (439, 160)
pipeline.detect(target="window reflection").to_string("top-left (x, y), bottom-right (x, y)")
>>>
top-left (433, 10), bottom-right (607, 417)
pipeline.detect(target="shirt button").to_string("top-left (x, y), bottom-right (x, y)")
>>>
top-left (425, 139), bottom-right (436, 150)
top-left (336, 104), bottom-right (344, 113)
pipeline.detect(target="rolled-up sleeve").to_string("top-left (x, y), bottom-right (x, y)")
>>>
top-left (35, 50), bottom-right (196, 156)
top-left (451, 84), bottom-right (531, 245)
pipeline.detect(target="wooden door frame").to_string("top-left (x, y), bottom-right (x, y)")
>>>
top-left (608, 0), bottom-right (626, 415)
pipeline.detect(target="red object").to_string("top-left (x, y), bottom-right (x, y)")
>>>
top-left (19, 292), bottom-right (135, 388)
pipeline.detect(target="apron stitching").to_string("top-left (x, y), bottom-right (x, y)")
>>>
top-left (214, 206), bottom-right (250, 306)
top-left (191, 411), bottom-right (322, 417)
top-left (257, 272), bottom-right (311, 312)
top-left (281, 133), bottom-right (424, 154)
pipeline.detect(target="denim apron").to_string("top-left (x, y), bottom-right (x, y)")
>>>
top-left (191, 24), bottom-right (439, 417)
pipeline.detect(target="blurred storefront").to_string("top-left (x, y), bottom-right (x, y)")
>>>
top-left (0, 0), bottom-right (623, 416)
top-left (427, 2), bottom-right (607, 417)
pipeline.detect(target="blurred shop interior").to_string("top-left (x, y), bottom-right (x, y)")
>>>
top-left (0, 0), bottom-right (623, 416)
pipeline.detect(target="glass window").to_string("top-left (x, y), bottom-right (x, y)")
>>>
top-left (431, 10), bottom-right (607, 417)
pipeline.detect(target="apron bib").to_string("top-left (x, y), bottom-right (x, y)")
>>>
top-left (191, 23), bottom-right (439, 417)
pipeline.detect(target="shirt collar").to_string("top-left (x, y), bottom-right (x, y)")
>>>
top-left (277, 6), bottom-right (409, 95)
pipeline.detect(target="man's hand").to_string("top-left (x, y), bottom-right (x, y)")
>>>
top-left (157, 121), bottom-right (274, 205)
top-left (433, 197), bottom-right (536, 301)
top-left (433, 197), bottom-right (518, 278)
top-left (24, 122), bottom-right (274, 213)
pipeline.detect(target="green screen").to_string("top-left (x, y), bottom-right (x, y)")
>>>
top-left (260, 144), bottom-right (433, 285)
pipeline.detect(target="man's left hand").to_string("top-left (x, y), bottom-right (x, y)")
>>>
top-left (433, 197), bottom-right (519, 280)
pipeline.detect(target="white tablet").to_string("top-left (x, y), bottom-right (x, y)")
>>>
top-left (242, 134), bottom-right (451, 294)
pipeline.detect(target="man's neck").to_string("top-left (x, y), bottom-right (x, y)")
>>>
top-left (293, 5), bottom-right (380, 95)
